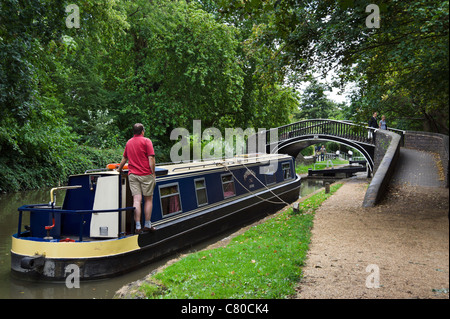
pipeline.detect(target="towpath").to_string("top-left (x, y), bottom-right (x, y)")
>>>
top-left (296, 148), bottom-right (449, 299)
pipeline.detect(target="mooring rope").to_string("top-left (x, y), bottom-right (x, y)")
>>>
top-left (218, 161), bottom-right (290, 206)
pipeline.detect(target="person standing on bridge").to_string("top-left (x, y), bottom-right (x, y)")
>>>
top-left (369, 112), bottom-right (379, 128)
top-left (320, 145), bottom-right (326, 161)
top-left (315, 145), bottom-right (321, 161)
top-left (379, 115), bottom-right (388, 130)
top-left (368, 111), bottom-right (378, 139)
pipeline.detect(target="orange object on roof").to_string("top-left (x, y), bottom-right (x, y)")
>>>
top-left (106, 163), bottom-right (128, 170)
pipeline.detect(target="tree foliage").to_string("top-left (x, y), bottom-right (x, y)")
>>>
top-left (0, 0), bottom-right (298, 192)
top-left (293, 80), bottom-right (342, 121)
top-left (1, 0), bottom-right (447, 192)
top-left (216, 0), bottom-right (449, 133)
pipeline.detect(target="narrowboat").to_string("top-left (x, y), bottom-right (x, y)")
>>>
top-left (11, 153), bottom-right (301, 281)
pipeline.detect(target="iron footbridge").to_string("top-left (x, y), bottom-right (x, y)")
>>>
top-left (260, 119), bottom-right (404, 173)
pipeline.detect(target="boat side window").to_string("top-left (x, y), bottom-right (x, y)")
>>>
top-left (282, 162), bottom-right (292, 180)
top-left (221, 174), bottom-right (236, 199)
top-left (160, 184), bottom-right (182, 216)
top-left (194, 178), bottom-right (208, 207)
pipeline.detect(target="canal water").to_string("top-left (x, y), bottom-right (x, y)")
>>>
top-left (0, 178), bottom-right (331, 299)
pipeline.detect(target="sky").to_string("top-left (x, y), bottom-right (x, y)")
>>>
top-left (316, 69), bottom-right (357, 104)
top-left (326, 87), bottom-right (348, 104)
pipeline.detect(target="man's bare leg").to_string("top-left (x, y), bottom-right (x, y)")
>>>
top-left (133, 194), bottom-right (143, 231)
top-left (143, 195), bottom-right (154, 230)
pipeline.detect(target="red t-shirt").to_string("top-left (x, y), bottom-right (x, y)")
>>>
top-left (123, 135), bottom-right (155, 175)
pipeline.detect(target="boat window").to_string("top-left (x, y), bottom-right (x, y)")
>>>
top-left (194, 178), bottom-right (208, 207)
top-left (282, 162), bottom-right (292, 180)
top-left (221, 174), bottom-right (236, 198)
top-left (160, 184), bottom-right (182, 216)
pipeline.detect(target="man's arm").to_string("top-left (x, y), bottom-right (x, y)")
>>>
top-left (149, 155), bottom-right (156, 177)
top-left (118, 156), bottom-right (127, 171)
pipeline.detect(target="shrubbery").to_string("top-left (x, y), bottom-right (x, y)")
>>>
top-left (0, 144), bottom-right (122, 193)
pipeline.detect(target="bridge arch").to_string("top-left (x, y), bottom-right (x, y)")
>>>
top-left (269, 134), bottom-right (375, 172)
top-left (260, 119), bottom-right (377, 173)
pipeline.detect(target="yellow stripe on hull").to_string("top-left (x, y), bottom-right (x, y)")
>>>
top-left (11, 236), bottom-right (140, 259)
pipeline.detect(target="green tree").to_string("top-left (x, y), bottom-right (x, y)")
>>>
top-left (0, 0), bottom-right (128, 191)
top-left (107, 0), bottom-right (297, 162)
top-left (110, 1), bottom-right (244, 138)
top-left (217, 0), bottom-right (449, 132)
top-left (0, 0), bottom-right (302, 191)
top-left (293, 80), bottom-right (339, 120)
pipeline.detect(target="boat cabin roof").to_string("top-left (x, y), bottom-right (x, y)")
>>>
top-left (158, 153), bottom-right (291, 175)
top-left (76, 153), bottom-right (292, 177)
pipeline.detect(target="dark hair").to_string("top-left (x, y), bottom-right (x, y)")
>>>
top-left (133, 123), bottom-right (145, 135)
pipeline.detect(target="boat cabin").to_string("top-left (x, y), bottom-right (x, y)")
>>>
top-left (24, 154), bottom-right (295, 241)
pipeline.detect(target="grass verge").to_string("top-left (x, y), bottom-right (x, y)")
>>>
top-left (135, 183), bottom-right (343, 299)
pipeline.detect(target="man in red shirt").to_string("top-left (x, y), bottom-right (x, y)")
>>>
top-left (118, 123), bottom-right (156, 233)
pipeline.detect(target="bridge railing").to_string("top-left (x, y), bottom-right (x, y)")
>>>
top-left (266, 119), bottom-right (376, 145)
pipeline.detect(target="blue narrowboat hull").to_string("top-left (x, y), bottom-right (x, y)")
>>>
top-left (11, 155), bottom-right (301, 281)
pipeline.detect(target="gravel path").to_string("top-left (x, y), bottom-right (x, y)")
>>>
top-left (295, 149), bottom-right (449, 299)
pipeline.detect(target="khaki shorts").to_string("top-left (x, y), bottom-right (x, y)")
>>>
top-left (129, 174), bottom-right (156, 197)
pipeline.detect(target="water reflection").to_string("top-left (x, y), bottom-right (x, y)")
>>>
top-left (0, 177), bottom-right (330, 299)
top-left (299, 178), bottom-right (336, 198)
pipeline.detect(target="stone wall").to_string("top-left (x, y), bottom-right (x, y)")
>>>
top-left (363, 130), bottom-right (402, 207)
top-left (363, 130), bottom-right (449, 207)
top-left (404, 131), bottom-right (449, 187)
top-left (372, 130), bottom-right (394, 175)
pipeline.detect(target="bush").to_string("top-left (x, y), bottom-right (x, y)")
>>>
top-left (0, 145), bottom-right (122, 193)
